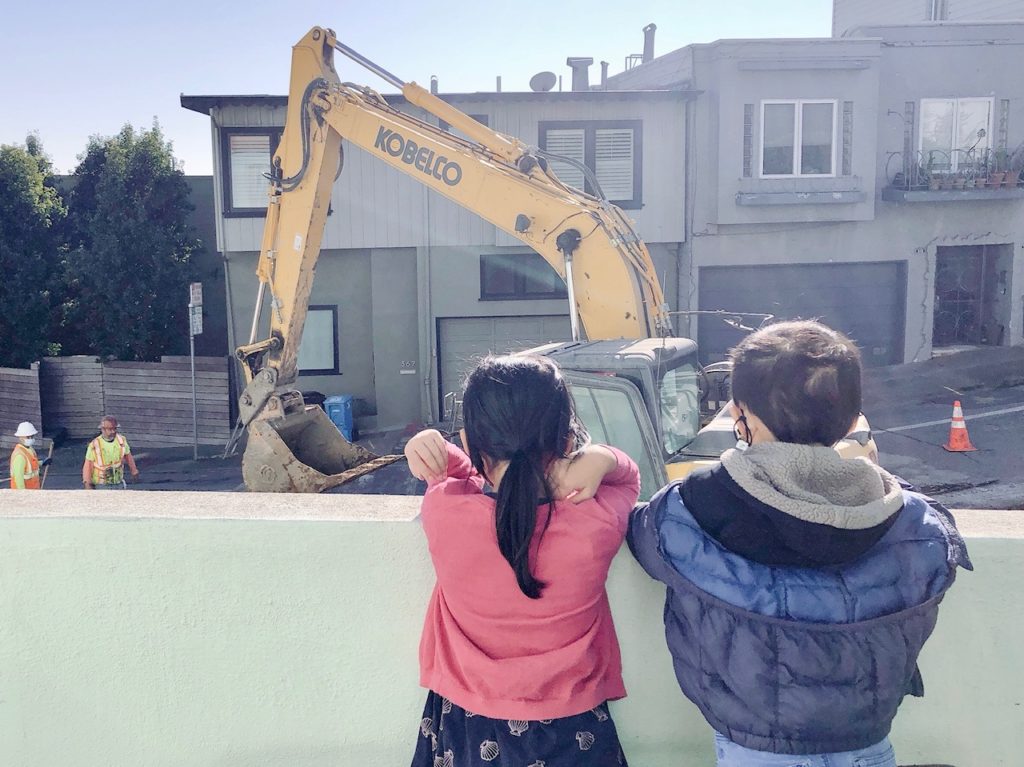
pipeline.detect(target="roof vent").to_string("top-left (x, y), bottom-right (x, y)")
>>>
top-left (643, 23), bottom-right (657, 63)
top-left (566, 57), bottom-right (594, 91)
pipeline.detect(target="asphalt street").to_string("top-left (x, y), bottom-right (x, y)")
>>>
top-left (863, 347), bottom-right (1024, 509)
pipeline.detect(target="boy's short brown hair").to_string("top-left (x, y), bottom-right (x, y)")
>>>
top-left (729, 320), bottom-right (862, 446)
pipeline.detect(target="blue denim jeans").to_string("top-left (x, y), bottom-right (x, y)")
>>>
top-left (714, 733), bottom-right (896, 767)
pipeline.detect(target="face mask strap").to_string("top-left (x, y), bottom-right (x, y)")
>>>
top-left (733, 412), bottom-right (753, 446)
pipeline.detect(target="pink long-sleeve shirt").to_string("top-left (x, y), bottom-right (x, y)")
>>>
top-left (418, 442), bottom-right (641, 720)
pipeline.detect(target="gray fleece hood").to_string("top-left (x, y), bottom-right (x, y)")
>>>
top-left (720, 442), bottom-right (905, 530)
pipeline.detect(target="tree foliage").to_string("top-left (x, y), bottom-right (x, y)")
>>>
top-left (61, 122), bottom-right (199, 360)
top-left (0, 136), bottom-right (66, 368)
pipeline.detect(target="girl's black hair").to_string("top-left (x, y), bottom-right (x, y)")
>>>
top-left (461, 355), bottom-right (587, 599)
top-left (729, 319), bottom-right (863, 446)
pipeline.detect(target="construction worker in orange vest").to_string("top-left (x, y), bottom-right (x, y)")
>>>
top-left (82, 415), bottom-right (139, 490)
top-left (10, 421), bottom-right (47, 490)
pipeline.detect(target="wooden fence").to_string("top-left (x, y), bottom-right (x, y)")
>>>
top-left (0, 363), bottom-right (42, 438)
top-left (38, 357), bottom-right (104, 437)
top-left (38, 356), bottom-right (231, 447)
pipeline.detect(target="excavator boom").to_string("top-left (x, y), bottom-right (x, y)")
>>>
top-left (237, 26), bottom-right (673, 492)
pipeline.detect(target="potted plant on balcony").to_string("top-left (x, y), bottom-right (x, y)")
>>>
top-left (1003, 143), bottom-right (1024, 188)
top-left (986, 148), bottom-right (1008, 187)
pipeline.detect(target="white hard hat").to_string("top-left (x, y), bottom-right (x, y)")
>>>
top-left (15, 422), bottom-right (38, 437)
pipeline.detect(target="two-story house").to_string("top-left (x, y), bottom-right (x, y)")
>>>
top-left (607, 19), bottom-right (1024, 366)
top-left (181, 89), bottom-right (689, 430)
top-left (833, 0), bottom-right (1024, 36)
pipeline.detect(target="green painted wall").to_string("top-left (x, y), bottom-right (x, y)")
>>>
top-left (0, 492), bottom-right (1020, 766)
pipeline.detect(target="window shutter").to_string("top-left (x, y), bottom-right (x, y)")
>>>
top-left (595, 128), bottom-right (635, 201)
top-left (743, 104), bottom-right (754, 178)
top-left (842, 101), bottom-right (853, 176)
top-left (998, 99), bottom-right (1010, 151)
top-left (229, 134), bottom-right (271, 209)
top-left (741, 103), bottom-right (757, 177)
top-left (543, 129), bottom-right (586, 190)
top-left (903, 101), bottom-right (916, 181)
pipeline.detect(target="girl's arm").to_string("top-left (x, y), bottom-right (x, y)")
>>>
top-left (551, 445), bottom-right (640, 504)
top-left (404, 429), bottom-right (475, 484)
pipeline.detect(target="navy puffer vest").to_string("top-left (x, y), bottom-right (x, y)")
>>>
top-left (628, 482), bottom-right (970, 754)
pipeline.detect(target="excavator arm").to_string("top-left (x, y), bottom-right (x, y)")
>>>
top-left (236, 26), bottom-right (672, 492)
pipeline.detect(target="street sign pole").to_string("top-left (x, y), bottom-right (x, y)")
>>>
top-left (188, 283), bottom-right (204, 461)
top-left (189, 317), bottom-right (198, 461)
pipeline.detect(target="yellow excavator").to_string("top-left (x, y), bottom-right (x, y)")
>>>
top-left (236, 26), bottom-right (874, 497)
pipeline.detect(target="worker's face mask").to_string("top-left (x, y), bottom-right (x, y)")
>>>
top-left (23, 437), bottom-right (35, 447)
top-left (102, 434), bottom-right (116, 442)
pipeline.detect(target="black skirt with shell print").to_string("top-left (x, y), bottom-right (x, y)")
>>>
top-left (411, 690), bottom-right (627, 767)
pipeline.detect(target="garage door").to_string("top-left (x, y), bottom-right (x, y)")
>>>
top-left (698, 262), bottom-right (906, 367)
top-left (438, 315), bottom-right (572, 412)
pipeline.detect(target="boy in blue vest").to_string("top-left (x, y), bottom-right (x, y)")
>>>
top-left (628, 320), bottom-right (971, 767)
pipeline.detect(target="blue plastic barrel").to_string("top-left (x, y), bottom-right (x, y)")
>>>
top-left (323, 395), bottom-right (355, 441)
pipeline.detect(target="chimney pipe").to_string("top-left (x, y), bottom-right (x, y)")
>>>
top-left (600, 61), bottom-right (609, 89)
top-left (496, 75), bottom-right (502, 92)
top-left (566, 57), bottom-right (594, 91)
top-left (642, 23), bottom-right (657, 63)
top-left (430, 75), bottom-right (438, 94)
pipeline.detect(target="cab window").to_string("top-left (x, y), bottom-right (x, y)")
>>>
top-left (573, 384), bottom-right (662, 501)
top-left (658, 364), bottom-right (700, 454)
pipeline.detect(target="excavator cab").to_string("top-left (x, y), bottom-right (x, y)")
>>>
top-left (531, 339), bottom-right (702, 500)
top-left (535, 339), bottom-right (881, 500)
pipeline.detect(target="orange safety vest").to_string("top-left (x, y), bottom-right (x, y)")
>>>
top-left (90, 434), bottom-right (128, 485)
top-left (10, 443), bottom-right (40, 489)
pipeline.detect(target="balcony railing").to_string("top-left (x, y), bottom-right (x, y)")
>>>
top-left (883, 148), bottom-right (1024, 201)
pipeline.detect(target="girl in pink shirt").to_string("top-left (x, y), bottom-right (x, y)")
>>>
top-left (404, 354), bottom-right (641, 767)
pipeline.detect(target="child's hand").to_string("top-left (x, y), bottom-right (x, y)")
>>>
top-left (404, 429), bottom-right (450, 483)
top-left (549, 445), bottom-right (617, 503)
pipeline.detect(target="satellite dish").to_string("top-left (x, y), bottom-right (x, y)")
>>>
top-left (529, 71), bottom-right (557, 92)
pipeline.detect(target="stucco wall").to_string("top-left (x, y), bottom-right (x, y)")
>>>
top-left (0, 491), bottom-right (1021, 767)
top-left (226, 249), bottom-right (376, 412)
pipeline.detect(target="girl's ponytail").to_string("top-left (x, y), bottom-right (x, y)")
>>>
top-left (494, 450), bottom-right (550, 599)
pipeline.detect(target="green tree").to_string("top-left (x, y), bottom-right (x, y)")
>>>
top-left (62, 122), bottom-right (199, 360)
top-left (0, 135), bottom-right (66, 368)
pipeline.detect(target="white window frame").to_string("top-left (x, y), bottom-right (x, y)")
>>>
top-left (917, 97), bottom-right (995, 172)
top-left (759, 99), bottom-right (838, 178)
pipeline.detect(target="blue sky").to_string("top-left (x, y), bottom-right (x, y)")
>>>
top-left (1, 0), bottom-right (833, 175)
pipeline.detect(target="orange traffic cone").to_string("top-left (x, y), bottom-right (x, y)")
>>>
top-left (943, 400), bottom-right (977, 452)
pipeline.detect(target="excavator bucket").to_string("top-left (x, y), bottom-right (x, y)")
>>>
top-left (241, 405), bottom-right (403, 493)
